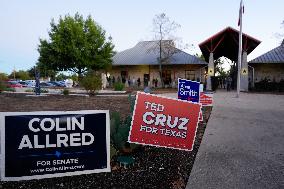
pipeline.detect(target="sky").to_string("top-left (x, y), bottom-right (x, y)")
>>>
top-left (0, 0), bottom-right (283, 74)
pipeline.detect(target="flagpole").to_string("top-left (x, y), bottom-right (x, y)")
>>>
top-left (237, 0), bottom-right (243, 98)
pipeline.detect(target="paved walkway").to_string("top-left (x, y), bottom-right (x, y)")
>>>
top-left (186, 91), bottom-right (284, 189)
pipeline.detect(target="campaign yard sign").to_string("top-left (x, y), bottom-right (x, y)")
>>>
top-left (128, 92), bottom-right (201, 151)
top-left (178, 78), bottom-right (200, 103)
top-left (200, 92), bottom-right (213, 106)
top-left (0, 110), bottom-right (110, 181)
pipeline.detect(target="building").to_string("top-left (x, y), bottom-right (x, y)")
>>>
top-left (249, 39), bottom-right (284, 87)
top-left (111, 40), bottom-right (208, 88)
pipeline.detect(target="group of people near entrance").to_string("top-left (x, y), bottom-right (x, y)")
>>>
top-left (107, 76), bottom-right (150, 88)
top-left (218, 76), bottom-right (233, 91)
top-left (107, 76), bottom-right (168, 88)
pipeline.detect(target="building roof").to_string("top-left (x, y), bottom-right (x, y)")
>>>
top-left (249, 40), bottom-right (284, 64)
top-left (199, 26), bottom-right (261, 62)
top-left (112, 41), bottom-right (207, 66)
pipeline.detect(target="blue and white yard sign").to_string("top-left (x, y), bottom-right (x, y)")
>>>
top-left (178, 78), bottom-right (200, 103)
top-left (0, 110), bottom-right (110, 181)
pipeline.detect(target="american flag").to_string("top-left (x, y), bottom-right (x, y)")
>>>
top-left (238, 0), bottom-right (244, 26)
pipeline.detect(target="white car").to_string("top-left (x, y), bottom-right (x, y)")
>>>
top-left (24, 80), bottom-right (35, 87)
top-left (65, 79), bottom-right (73, 88)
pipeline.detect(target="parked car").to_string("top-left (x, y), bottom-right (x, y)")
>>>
top-left (23, 81), bottom-right (36, 88)
top-left (25, 80), bottom-right (36, 85)
top-left (17, 81), bottom-right (35, 88)
top-left (47, 81), bottom-right (65, 87)
top-left (57, 81), bottom-right (66, 87)
top-left (57, 81), bottom-right (67, 87)
top-left (18, 81), bottom-right (29, 87)
top-left (39, 82), bottom-right (55, 88)
top-left (65, 79), bottom-right (74, 88)
top-left (7, 81), bottom-right (23, 88)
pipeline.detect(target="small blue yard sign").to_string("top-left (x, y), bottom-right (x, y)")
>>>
top-left (178, 78), bottom-right (200, 103)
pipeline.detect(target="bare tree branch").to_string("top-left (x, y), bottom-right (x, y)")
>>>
top-left (151, 13), bottom-right (189, 87)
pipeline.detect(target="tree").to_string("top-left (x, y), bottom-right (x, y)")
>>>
top-left (214, 58), bottom-right (226, 77)
top-left (56, 73), bottom-right (68, 81)
top-left (27, 66), bottom-right (56, 80)
top-left (280, 20), bottom-right (284, 42)
top-left (195, 53), bottom-right (205, 61)
top-left (152, 13), bottom-right (181, 87)
top-left (70, 73), bottom-right (79, 83)
top-left (0, 73), bottom-right (8, 81)
top-left (214, 58), bottom-right (233, 77)
top-left (38, 13), bottom-right (115, 78)
top-left (31, 63), bottom-right (57, 80)
top-left (274, 20), bottom-right (284, 42)
top-left (9, 70), bottom-right (31, 80)
top-left (27, 67), bottom-right (36, 79)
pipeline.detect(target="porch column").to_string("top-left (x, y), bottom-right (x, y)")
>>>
top-left (206, 52), bottom-right (214, 91)
top-left (240, 51), bottom-right (248, 91)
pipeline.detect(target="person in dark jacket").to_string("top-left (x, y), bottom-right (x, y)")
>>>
top-left (137, 78), bottom-right (141, 88)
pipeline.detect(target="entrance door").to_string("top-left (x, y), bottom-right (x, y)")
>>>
top-left (162, 70), bottom-right (172, 85)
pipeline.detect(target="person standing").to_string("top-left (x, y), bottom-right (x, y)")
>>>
top-left (152, 78), bottom-right (155, 87)
top-left (128, 76), bottom-right (131, 87)
top-left (227, 76), bottom-right (232, 91)
top-left (117, 76), bottom-right (121, 83)
top-left (137, 77), bottom-right (141, 88)
top-left (132, 77), bottom-right (136, 88)
top-left (219, 77), bottom-right (223, 89)
top-left (112, 76), bottom-right (115, 86)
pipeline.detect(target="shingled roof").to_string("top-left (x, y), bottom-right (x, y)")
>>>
top-left (249, 40), bottom-right (284, 64)
top-left (112, 41), bottom-right (207, 65)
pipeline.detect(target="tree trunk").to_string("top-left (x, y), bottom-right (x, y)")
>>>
top-left (159, 40), bottom-right (164, 88)
top-left (77, 69), bottom-right (83, 82)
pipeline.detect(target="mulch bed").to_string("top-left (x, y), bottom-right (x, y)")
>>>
top-left (0, 93), bottom-right (211, 189)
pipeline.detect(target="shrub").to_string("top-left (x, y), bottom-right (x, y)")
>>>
top-left (62, 88), bottom-right (69, 95)
top-left (80, 72), bottom-right (102, 95)
top-left (114, 82), bottom-right (124, 91)
top-left (4, 88), bottom-right (16, 92)
top-left (25, 89), bottom-right (33, 93)
top-left (110, 94), bottom-right (139, 154)
top-left (40, 88), bottom-right (48, 93)
top-left (0, 80), bottom-right (5, 93)
top-left (30, 88), bottom-right (48, 94)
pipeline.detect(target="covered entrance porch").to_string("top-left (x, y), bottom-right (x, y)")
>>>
top-left (199, 26), bottom-right (261, 91)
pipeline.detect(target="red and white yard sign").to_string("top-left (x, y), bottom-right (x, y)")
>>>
top-left (128, 92), bottom-right (202, 151)
top-left (200, 92), bottom-right (213, 106)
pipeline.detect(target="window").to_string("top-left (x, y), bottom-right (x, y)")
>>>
top-left (185, 70), bottom-right (195, 81)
